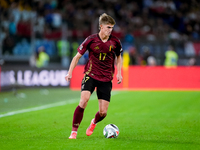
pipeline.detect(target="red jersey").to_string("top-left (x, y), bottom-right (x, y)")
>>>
top-left (77, 33), bottom-right (123, 82)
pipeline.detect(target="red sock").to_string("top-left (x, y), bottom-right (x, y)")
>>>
top-left (72, 105), bottom-right (84, 131)
top-left (94, 111), bottom-right (106, 124)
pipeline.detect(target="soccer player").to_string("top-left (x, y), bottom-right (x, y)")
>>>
top-left (65, 13), bottom-right (123, 139)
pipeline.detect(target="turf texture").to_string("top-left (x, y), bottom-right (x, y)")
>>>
top-left (0, 88), bottom-right (200, 150)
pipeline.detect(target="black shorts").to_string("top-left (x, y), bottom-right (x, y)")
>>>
top-left (81, 74), bottom-right (112, 102)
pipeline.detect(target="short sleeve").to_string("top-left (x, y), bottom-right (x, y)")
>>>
top-left (77, 37), bottom-right (91, 55)
top-left (115, 39), bottom-right (123, 56)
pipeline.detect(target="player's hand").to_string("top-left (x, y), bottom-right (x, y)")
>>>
top-left (65, 73), bottom-right (72, 82)
top-left (117, 74), bottom-right (122, 84)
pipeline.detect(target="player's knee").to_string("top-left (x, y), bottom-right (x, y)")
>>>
top-left (79, 99), bottom-right (89, 108)
top-left (81, 94), bottom-right (90, 102)
top-left (81, 92), bottom-right (90, 101)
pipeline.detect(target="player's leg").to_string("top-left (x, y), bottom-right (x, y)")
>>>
top-left (95, 80), bottom-right (112, 123)
top-left (86, 101), bottom-right (110, 136)
top-left (86, 81), bottom-right (111, 136)
top-left (72, 91), bottom-right (91, 131)
top-left (69, 91), bottom-right (91, 139)
top-left (94, 99), bottom-right (109, 123)
top-left (69, 75), bottom-right (95, 139)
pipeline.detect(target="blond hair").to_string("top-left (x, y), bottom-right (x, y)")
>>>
top-left (99, 13), bottom-right (116, 27)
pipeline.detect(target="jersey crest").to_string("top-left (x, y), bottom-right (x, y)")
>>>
top-left (109, 45), bottom-right (113, 51)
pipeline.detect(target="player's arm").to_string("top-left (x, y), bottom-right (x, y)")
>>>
top-left (65, 52), bottom-right (82, 82)
top-left (116, 54), bottom-right (122, 84)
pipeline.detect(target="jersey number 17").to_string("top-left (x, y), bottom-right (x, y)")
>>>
top-left (99, 53), bottom-right (107, 61)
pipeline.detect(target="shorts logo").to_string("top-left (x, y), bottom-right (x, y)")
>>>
top-left (81, 84), bottom-right (85, 89)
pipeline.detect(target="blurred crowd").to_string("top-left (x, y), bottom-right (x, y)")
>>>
top-left (0, 0), bottom-right (200, 66)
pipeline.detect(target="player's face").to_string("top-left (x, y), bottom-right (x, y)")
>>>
top-left (100, 24), bottom-right (114, 36)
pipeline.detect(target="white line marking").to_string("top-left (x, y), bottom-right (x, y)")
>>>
top-left (0, 91), bottom-right (119, 118)
top-left (0, 99), bottom-right (78, 118)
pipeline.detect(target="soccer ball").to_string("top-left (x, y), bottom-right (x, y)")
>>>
top-left (103, 124), bottom-right (119, 138)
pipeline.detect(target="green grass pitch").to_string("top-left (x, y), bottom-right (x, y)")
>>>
top-left (0, 88), bottom-right (200, 150)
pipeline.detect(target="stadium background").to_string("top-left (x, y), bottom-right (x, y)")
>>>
top-left (0, 0), bottom-right (200, 91)
top-left (1, 0), bottom-right (200, 67)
